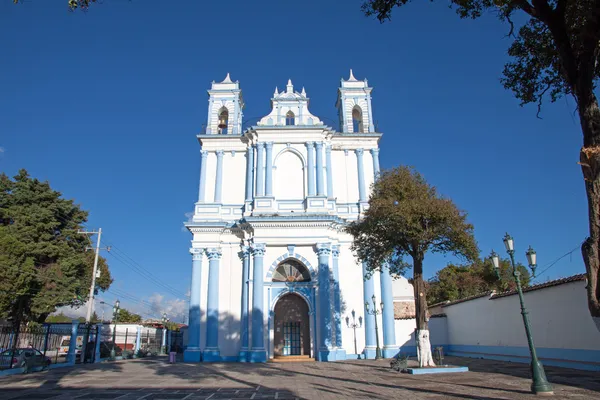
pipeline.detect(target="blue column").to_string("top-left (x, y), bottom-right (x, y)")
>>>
top-left (370, 148), bottom-right (380, 180)
top-left (265, 142), bottom-right (274, 196)
top-left (67, 320), bottom-right (79, 365)
top-left (249, 243), bottom-right (267, 362)
top-left (316, 243), bottom-right (333, 361)
top-left (331, 246), bottom-right (345, 360)
top-left (325, 145), bottom-right (334, 199)
top-left (184, 249), bottom-right (203, 362)
top-left (380, 266), bottom-right (397, 358)
top-left (356, 149), bottom-right (367, 202)
top-left (306, 142), bottom-right (315, 196)
top-left (94, 324), bottom-right (102, 363)
top-left (239, 246), bottom-right (250, 362)
top-left (168, 330), bottom-right (172, 352)
top-left (256, 143), bottom-right (265, 196)
top-left (161, 328), bottom-right (167, 354)
top-left (198, 150), bottom-right (208, 202)
top-left (214, 150), bottom-right (224, 203)
top-left (245, 146), bottom-right (254, 201)
top-left (204, 248), bottom-right (222, 361)
top-left (362, 262), bottom-right (376, 359)
top-left (315, 142), bottom-right (325, 196)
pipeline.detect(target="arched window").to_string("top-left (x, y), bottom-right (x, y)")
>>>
top-left (352, 106), bottom-right (363, 133)
top-left (218, 108), bottom-right (229, 134)
top-left (286, 111), bottom-right (295, 126)
top-left (272, 259), bottom-right (311, 282)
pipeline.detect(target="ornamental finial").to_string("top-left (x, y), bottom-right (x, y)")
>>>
top-left (221, 73), bottom-right (233, 83)
top-left (274, 86), bottom-right (279, 96)
top-left (286, 79), bottom-right (293, 93)
top-left (301, 86), bottom-right (306, 96)
top-left (348, 69), bottom-right (357, 81)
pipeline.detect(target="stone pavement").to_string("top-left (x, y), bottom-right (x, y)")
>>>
top-left (0, 356), bottom-right (598, 399)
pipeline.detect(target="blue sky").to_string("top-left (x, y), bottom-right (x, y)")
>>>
top-left (0, 0), bottom-right (588, 321)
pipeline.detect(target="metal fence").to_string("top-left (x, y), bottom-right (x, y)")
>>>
top-left (0, 324), bottom-right (99, 370)
top-left (98, 326), bottom-right (163, 358)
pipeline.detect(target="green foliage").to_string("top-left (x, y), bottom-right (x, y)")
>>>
top-left (362, 0), bottom-right (599, 113)
top-left (45, 313), bottom-right (74, 323)
top-left (346, 166), bottom-right (479, 275)
top-left (116, 308), bottom-right (142, 323)
top-left (427, 257), bottom-right (532, 304)
top-left (13, 0), bottom-right (98, 11)
top-left (346, 166), bottom-right (478, 333)
top-left (0, 169), bottom-right (112, 324)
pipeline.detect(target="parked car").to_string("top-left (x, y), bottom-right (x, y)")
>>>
top-left (0, 348), bottom-right (51, 373)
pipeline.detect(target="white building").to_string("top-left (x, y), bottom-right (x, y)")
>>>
top-left (184, 71), bottom-right (414, 362)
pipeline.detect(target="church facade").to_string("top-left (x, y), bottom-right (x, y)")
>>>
top-left (184, 71), bottom-right (402, 363)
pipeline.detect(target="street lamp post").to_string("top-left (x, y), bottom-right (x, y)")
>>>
top-left (345, 310), bottom-right (363, 356)
top-left (365, 294), bottom-right (383, 360)
top-left (110, 299), bottom-right (120, 360)
top-left (161, 313), bottom-right (168, 355)
top-left (490, 233), bottom-right (553, 396)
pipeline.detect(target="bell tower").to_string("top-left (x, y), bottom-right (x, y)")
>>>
top-left (206, 73), bottom-right (244, 135)
top-left (335, 70), bottom-right (375, 133)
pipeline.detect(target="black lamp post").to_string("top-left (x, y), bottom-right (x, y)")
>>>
top-left (110, 299), bottom-right (120, 360)
top-left (345, 309), bottom-right (363, 356)
top-left (490, 233), bottom-right (553, 396)
top-left (365, 294), bottom-right (383, 360)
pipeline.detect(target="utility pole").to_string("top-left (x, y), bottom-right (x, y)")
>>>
top-left (78, 228), bottom-right (110, 323)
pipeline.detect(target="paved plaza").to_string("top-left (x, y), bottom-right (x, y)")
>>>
top-left (0, 356), bottom-right (598, 399)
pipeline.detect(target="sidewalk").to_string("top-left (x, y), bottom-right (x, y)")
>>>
top-left (0, 356), bottom-right (598, 399)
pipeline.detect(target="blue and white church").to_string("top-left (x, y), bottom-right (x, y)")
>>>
top-left (184, 71), bottom-right (415, 363)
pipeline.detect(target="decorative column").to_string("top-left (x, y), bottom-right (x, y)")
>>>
top-left (325, 145), bottom-right (334, 199)
top-left (380, 265), bottom-right (397, 358)
top-left (362, 262), bottom-right (377, 359)
top-left (316, 243), bottom-right (333, 361)
top-left (239, 245), bottom-right (250, 362)
top-left (256, 143), bottom-right (265, 196)
top-left (306, 142), bottom-right (316, 196)
top-left (135, 326), bottom-right (142, 354)
top-left (245, 145), bottom-right (254, 201)
top-left (198, 150), bottom-right (208, 202)
top-left (249, 243), bottom-right (267, 362)
top-left (265, 142), bottom-right (274, 196)
top-left (204, 248), bottom-right (222, 361)
top-left (370, 148), bottom-right (380, 180)
top-left (214, 150), bottom-right (224, 203)
top-left (184, 248), bottom-right (203, 362)
top-left (315, 142), bottom-right (325, 196)
top-left (355, 149), bottom-right (367, 202)
top-left (67, 320), bottom-right (79, 365)
top-left (94, 324), bottom-right (102, 363)
top-left (332, 245), bottom-right (345, 360)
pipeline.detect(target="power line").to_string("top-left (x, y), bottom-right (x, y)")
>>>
top-left (102, 241), bottom-right (188, 299)
top-left (535, 239), bottom-right (586, 279)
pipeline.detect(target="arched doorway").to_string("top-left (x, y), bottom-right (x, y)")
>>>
top-left (272, 259), bottom-right (312, 357)
top-left (273, 293), bottom-right (311, 356)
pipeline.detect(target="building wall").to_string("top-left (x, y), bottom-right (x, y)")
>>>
top-left (442, 279), bottom-right (600, 371)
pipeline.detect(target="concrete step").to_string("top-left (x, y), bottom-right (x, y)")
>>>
top-left (271, 355), bottom-right (315, 363)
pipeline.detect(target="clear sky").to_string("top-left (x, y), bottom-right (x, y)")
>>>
top-left (0, 0), bottom-right (588, 322)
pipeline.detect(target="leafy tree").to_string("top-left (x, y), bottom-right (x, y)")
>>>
top-left (0, 170), bottom-right (112, 327)
top-left (427, 257), bottom-right (531, 304)
top-left (361, 0), bottom-right (600, 329)
top-left (347, 166), bottom-right (478, 365)
top-left (45, 312), bottom-right (74, 323)
top-left (116, 308), bottom-right (142, 323)
top-left (13, 0), bottom-right (97, 11)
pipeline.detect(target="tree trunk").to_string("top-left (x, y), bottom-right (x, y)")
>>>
top-left (413, 254), bottom-right (435, 367)
top-left (577, 90), bottom-right (600, 332)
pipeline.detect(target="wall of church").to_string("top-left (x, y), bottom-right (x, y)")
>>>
top-left (221, 152), bottom-right (246, 205)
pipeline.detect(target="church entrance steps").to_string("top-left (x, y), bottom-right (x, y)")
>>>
top-left (271, 355), bottom-right (315, 363)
